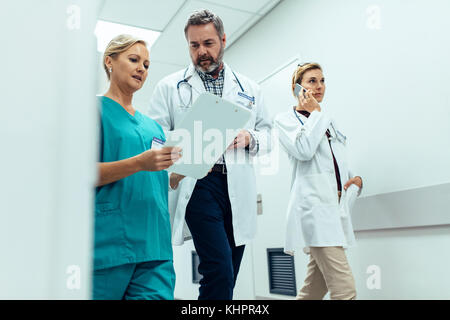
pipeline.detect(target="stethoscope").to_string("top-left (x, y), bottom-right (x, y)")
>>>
top-left (293, 107), bottom-right (346, 143)
top-left (176, 67), bottom-right (245, 109)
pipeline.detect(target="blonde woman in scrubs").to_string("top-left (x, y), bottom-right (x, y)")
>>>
top-left (94, 35), bottom-right (182, 300)
top-left (274, 63), bottom-right (363, 300)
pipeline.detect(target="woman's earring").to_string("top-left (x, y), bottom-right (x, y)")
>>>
top-left (109, 67), bottom-right (112, 73)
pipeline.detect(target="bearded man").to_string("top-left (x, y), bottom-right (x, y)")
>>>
top-left (148, 9), bottom-right (272, 300)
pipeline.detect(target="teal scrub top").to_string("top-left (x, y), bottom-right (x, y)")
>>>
top-left (94, 96), bottom-right (172, 270)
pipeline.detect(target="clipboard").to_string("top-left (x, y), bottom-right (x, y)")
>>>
top-left (165, 92), bottom-right (252, 179)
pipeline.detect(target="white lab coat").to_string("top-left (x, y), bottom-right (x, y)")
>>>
top-left (274, 109), bottom-right (362, 255)
top-left (148, 62), bottom-right (272, 246)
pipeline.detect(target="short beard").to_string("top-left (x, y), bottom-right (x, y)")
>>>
top-left (194, 44), bottom-right (225, 74)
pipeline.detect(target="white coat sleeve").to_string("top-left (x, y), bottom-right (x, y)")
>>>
top-left (348, 169), bottom-right (363, 197)
top-left (148, 80), bottom-right (174, 132)
top-left (246, 89), bottom-right (272, 157)
top-left (274, 110), bottom-right (332, 161)
top-left (344, 134), bottom-right (363, 196)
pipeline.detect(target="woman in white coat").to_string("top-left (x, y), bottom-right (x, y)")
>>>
top-left (274, 63), bottom-right (363, 300)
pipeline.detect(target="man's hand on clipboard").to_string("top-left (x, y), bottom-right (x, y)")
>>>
top-left (227, 130), bottom-right (251, 150)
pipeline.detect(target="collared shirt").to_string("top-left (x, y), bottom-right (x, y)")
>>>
top-left (196, 68), bottom-right (225, 97)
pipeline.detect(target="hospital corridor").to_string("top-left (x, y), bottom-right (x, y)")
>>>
top-left (1, 0), bottom-right (449, 303)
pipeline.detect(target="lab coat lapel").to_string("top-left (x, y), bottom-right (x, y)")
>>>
top-left (330, 120), bottom-right (346, 144)
top-left (185, 64), bottom-right (206, 100)
top-left (328, 122), bottom-right (337, 140)
top-left (222, 62), bottom-right (239, 99)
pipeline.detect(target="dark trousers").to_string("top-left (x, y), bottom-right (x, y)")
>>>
top-left (185, 171), bottom-right (245, 300)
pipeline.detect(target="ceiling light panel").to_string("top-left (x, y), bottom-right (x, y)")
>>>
top-left (99, 0), bottom-right (185, 31)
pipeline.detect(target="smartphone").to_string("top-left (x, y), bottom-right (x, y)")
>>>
top-left (294, 83), bottom-right (307, 98)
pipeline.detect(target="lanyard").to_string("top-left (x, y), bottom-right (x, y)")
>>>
top-left (293, 107), bottom-right (304, 125)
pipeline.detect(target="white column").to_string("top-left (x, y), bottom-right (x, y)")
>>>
top-left (0, 0), bottom-right (103, 299)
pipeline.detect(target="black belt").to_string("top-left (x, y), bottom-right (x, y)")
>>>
top-left (211, 163), bottom-right (227, 174)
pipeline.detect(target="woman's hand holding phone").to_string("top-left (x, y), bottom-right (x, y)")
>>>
top-left (298, 89), bottom-right (321, 113)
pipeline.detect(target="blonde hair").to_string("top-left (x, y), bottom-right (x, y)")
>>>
top-left (103, 34), bottom-right (147, 80)
top-left (291, 62), bottom-right (322, 96)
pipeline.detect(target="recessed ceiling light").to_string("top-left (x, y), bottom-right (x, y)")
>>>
top-left (94, 20), bottom-right (161, 53)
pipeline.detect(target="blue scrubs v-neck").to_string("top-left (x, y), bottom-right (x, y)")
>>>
top-left (94, 96), bottom-right (172, 271)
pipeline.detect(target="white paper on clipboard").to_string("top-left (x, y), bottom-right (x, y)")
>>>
top-left (165, 92), bottom-right (252, 179)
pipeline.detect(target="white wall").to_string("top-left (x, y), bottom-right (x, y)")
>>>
top-left (0, 0), bottom-right (102, 299)
top-left (223, 0), bottom-right (450, 299)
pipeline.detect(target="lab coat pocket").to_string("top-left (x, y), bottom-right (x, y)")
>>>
top-left (235, 96), bottom-right (256, 128)
top-left (346, 184), bottom-right (359, 212)
top-left (95, 202), bottom-right (120, 217)
top-left (298, 172), bottom-right (337, 208)
top-left (301, 204), bottom-right (343, 246)
top-left (338, 185), bottom-right (359, 218)
top-left (338, 186), bottom-right (358, 247)
top-left (235, 93), bottom-right (255, 111)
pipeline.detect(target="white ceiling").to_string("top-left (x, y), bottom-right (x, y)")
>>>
top-left (99, 0), bottom-right (186, 31)
top-left (98, 0), bottom-right (282, 108)
top-left (99, 0), bottom-right (281, 66)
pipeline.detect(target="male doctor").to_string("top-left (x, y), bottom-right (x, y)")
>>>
top-left (148, 9), bottom-right (272, 300)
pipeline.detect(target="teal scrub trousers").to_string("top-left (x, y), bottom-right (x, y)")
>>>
top-left (93, 260), bottom-right (175, 300)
